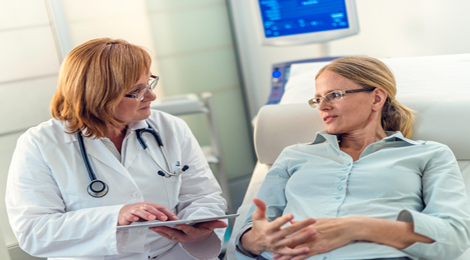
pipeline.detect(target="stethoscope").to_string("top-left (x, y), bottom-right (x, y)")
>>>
top-left (77, 121), bottom-right (189, 198)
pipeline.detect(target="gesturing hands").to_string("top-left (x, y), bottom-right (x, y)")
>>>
top-left (271, 217), bottom-right (359, 260)
top-left (118, 202), bottom-right (178, 226)
top-left (240, 198), bottom-right (316, 256)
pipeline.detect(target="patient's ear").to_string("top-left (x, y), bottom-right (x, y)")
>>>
top-left (372, 88), bottom-right (387, 112)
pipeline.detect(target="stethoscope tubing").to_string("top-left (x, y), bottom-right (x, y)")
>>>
top-left (77, 132), bottom-right (109, 198)
top-left (78, 121), bottom-right (189, 197)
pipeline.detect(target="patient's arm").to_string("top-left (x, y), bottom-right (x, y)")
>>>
top-left (272, 216), bottom-right (433, 260)
top-left (354, 216), bottom-right (434, 248)
top-left (239, 198), bottom-right (316, 256)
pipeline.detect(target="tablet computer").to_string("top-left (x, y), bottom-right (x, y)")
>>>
top-left (117, 214), bottom-right (239, 230)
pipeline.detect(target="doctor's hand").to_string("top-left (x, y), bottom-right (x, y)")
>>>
top-left (118, 202), bottom-right (178, 226)
top-left (240, 198), bottom-right (316, 256)
top-left (149, 220), bottom-right (228, 243)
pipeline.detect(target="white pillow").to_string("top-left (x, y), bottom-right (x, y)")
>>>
top-left (279, 53), bottom-right (470, 105)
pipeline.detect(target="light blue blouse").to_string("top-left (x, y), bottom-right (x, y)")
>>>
top-left (237, 131), bottom-right (470, 260)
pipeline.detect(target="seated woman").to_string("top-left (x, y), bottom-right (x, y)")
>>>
top-left (6, 38), bottom-right (227, 260)
top-left (235, 56), bottom-right (470, 260)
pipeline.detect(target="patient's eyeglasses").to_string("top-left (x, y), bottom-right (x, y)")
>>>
top-left (308, 88), bottom-right (376, 108)
top-left (125, 75), bottom-right (159, 101)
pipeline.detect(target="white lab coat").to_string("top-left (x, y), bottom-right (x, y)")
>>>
top-left (6, 110), bottom-right (227, 260)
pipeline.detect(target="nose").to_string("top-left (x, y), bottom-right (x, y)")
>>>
top-left (142, 87), bottom-right (156, 101)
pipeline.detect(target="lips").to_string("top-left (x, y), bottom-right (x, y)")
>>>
top-left (323, 115), bottom-right (338, 123)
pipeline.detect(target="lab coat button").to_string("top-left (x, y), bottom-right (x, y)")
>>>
top-left (144, 244), bottom-right (150, 251)
top-left (138, 228), bottom-right (146, 235)
top-left (132, 192), bottom-right (141, 198)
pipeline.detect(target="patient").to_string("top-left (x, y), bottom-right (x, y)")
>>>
top-left (236, 56), bottom-right (470, 260)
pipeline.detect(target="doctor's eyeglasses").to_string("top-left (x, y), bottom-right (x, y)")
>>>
top-left (125, 75), bottom-right (159, 101)
top-left (308, 88), bottom-right (376, 108)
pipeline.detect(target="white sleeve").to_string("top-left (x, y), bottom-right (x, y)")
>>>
top-left (5, 134), bottom-right (124, 258)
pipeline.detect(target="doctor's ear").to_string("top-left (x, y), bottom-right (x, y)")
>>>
top-left (371, 88), bottom-right (387, 112)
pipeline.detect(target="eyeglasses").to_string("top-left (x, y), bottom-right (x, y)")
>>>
top-left (124, 75), bottom-right (159, 101)
top-left (308, 88), bottom-right (375, 108)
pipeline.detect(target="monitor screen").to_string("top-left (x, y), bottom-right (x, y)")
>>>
top-left (253, 0), bottom-right (359, 46)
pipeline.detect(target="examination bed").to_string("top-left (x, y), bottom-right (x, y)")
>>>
top-left (226, 53), bottom-right (470, 260)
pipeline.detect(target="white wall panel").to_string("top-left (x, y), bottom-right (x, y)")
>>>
top-left (62, 0), bottom-right (162, 97)
top-left (63, 0), bottom-right (145, 21)
top-left (0, 27), bottom-right (60, 83)
top-left (0, 76), bottom-right (57, 135)
top-left (0, 0), bottom-right (49, 30)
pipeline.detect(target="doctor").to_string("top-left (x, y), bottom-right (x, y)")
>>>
top-left (6, 38), bottom-right (227, 260)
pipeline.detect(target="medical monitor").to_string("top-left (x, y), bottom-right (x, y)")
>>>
top-left (253, 0), bottom-right (359, 46)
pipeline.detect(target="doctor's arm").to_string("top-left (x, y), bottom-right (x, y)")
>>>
top-left (151, 121), bottom-right (227, 259)
top-left (5, 134), bottom-right (127, 257)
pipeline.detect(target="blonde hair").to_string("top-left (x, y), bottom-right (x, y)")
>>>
top-left (316, 56), bottom-right (415, 138)
top-left (51, 38), bottom-right (151, 138)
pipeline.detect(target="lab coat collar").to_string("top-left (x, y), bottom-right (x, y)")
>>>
top-left (61, 119), bottom-right (151, 179)
top-left (63, 120), bottom-right (149, 144)
top-left (128, 120), bottom-right (148, 131)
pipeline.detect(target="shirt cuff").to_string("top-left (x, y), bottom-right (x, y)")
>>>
top-left (235, 227), bottom-right (260, 259)
top-left (236, 242), bottom-right (259, 258)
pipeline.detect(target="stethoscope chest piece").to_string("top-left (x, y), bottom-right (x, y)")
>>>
top-left (87, 180), bottom-right (109, 198)
top-left (78, 121), bottom-right (189, 198)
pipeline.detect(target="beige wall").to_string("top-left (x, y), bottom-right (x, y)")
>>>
top-left (144, 0), bottom-right (256, 181)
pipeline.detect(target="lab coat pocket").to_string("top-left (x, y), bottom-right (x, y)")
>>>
top-left (162, 173), bottom-right (183, 209)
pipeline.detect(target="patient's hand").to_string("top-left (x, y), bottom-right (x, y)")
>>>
top-left (240, 198), bottom-right (316, 256)
top-left (272, 217), bottom-right (359, 260)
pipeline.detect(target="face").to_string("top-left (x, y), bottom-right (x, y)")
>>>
top-left (114, 71), bottom-right (156, 125)
top-left (315, 70), bottom-right (376, 135)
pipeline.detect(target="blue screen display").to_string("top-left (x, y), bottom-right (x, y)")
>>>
top-left (259, 0), bottom-right (350, 38)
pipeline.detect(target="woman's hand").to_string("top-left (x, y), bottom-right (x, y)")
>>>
top-left (150, 220), bottom-right (228, 243)
top-left (118, 202), bottom-right (178, 226)
top-left (272, 217), bottom-right (362, 260)
top-left (273, 216), bottom-right (435, 260)
top-left (240, 198), bottom-right (316, 256)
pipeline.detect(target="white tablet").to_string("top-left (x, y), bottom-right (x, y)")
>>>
top-left (117, 214), bottom-right (240, 230)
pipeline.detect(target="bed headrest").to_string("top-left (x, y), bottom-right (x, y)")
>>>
top-left (254, 98), bottom-right (470, 165)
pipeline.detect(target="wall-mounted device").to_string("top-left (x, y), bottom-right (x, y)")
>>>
top-left (252, 0), bottom-right (359, 46)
